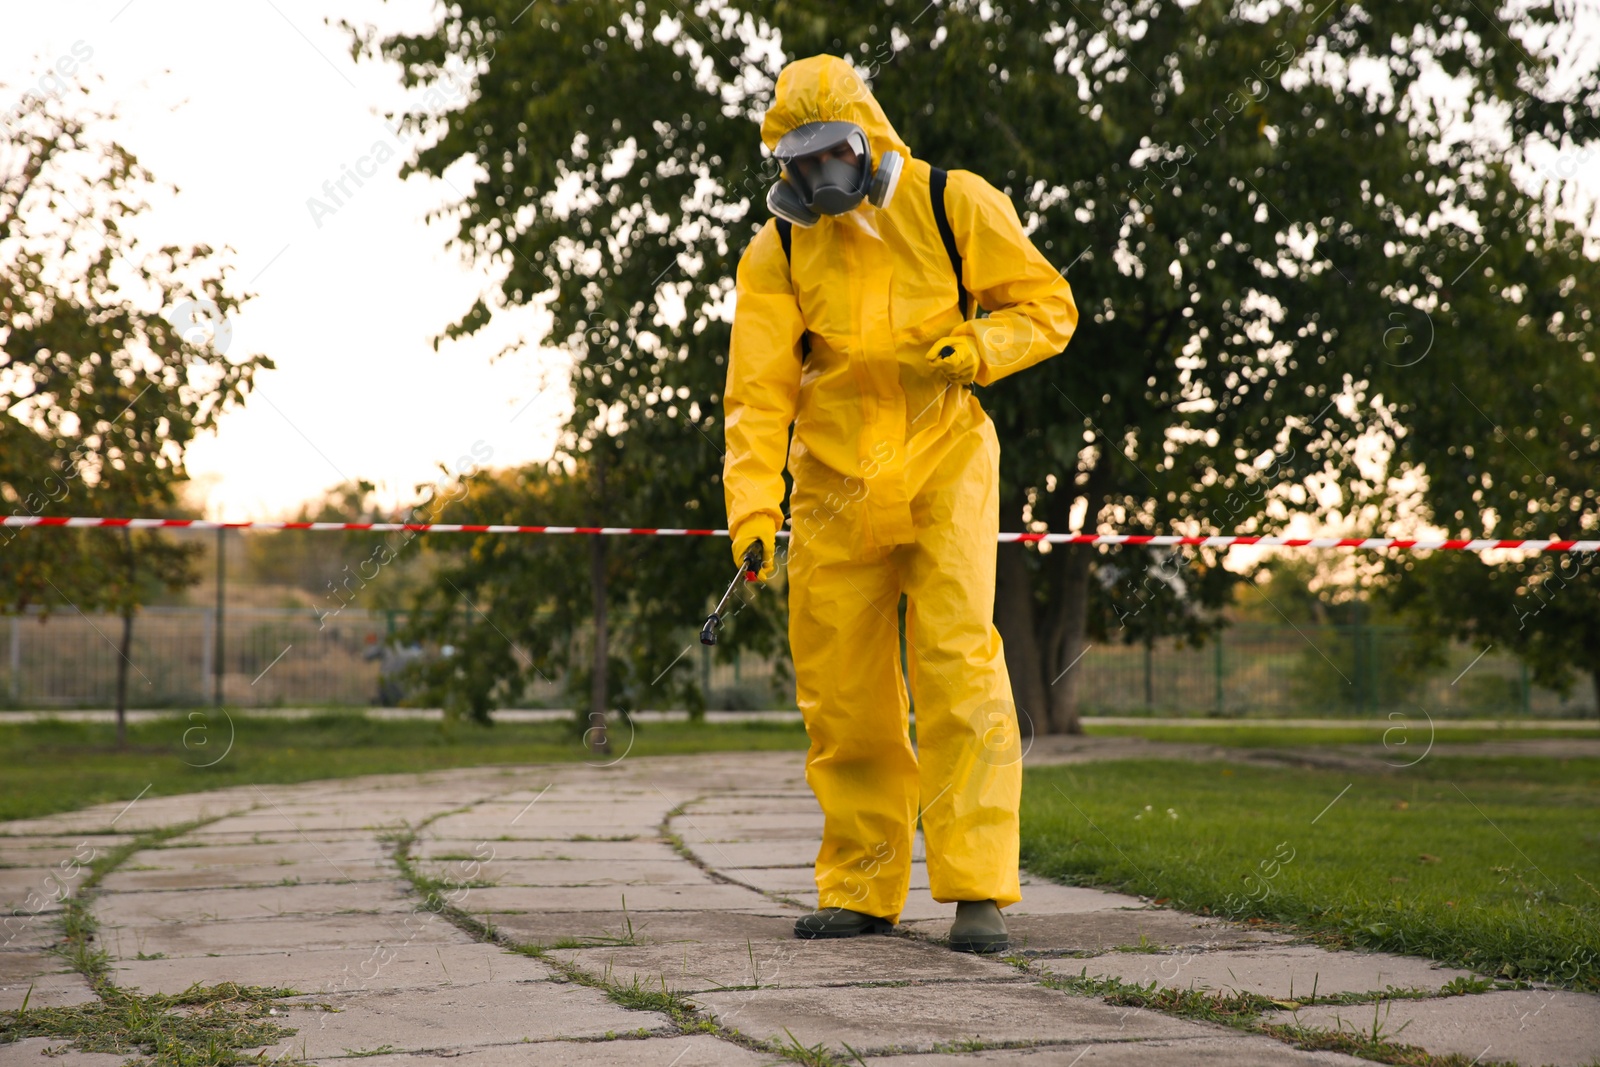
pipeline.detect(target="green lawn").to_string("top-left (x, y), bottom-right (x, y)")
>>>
top-left (0, 712), bottom-right (810, 824)
top-left (1020, 756), bottom-right (1600, 990)
top-left (1082, 722), bottom-right (1599, 748)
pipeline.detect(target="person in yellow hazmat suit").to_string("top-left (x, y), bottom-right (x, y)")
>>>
top-left (722, 55), bottom-right (1078, 953)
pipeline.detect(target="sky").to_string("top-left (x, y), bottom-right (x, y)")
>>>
top-left (2, 0), bottom-right (564, 521)
top-left (4, 4), bottom-right (1598, 532)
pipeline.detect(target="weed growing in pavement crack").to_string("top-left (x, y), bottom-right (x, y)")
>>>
top-left (1044, 967), bottom-right (1524, 1067)
top-left (0, 813), bottom-right (308, 1065)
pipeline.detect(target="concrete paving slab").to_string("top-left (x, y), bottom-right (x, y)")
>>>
top-left (683, 841), bottom-right (814, 868)
top-left (104, 912), bottom-right (464, 958)
top-left (1072, 945), bottom-right (1477, 999)
top-left (0, 834), bottom-right (136, 852)
top-left (177, 828), bottom-right (387, 844)
top-left (720, 866), bottom-right (821, 894)
top-left (0, 913), bottom-right (59, 951)
top-left (96, 882), bottom-right (412, 925)
top-left (268, 980), bottom-right (669, 1056)
top-left (557, 933), bottom-right (1018, 993)
top-left (891, 885), bottom-right (1156, 924)
top-left (0, 950), bottom-right (67, 984)
top-left (112, 941), bottom-right (551, 995)
top-left (864, 1035), bottom-right (1373, 1064)
top-left (338, 1034), bottom-right (771, 1066)
top-left (678, 812), bottom-right (823, 831)
top-left (454, 827), bottom-right (663, 844)
top-left (0, 968), bottom-right (96, 1009)
top-left (1011, 884), bottom-right (1152, 914)
top-left (694, 982), bottom-right (1209, 1051)
top-left (422, 858), bottom-right (719, 887)
top-left (197, 813), bottom-right (420, 835)
top-left (489, 909), bottom-right (798, 948)
top-left (1269, 989), bottom-right (1600, 1067)
top-left (0, 867), bottom-right (89, 899)
top-left (687, 794), bottom-right (821, 816)
top-left (144, 840), bottom-right (387, 867)
top-left (102, 862), bottom-right (391, 891)
top-left (0, 1037), bottom-right (128, 1066)
top-left (903, 911), bottom-right (1290, 955)
top-left (680, 824), bottom-right (824, 843)
top-left (415, 838), bottom-right (679, 862)
top-left (469, 884), bottom-right (775, 914)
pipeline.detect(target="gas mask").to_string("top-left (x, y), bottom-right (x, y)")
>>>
top-left (766, 120), bottom-right (904, 228)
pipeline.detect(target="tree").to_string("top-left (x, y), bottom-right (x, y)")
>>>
top-left (0, 85), bottom-right (271, 741)
top-left (349, 4), bottom-right (788, 726)
top-left (355, 1), bottom-right (1597, 732)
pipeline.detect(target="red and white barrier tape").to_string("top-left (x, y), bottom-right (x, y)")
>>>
top-left (3, 516), bottom-right (1597, 552)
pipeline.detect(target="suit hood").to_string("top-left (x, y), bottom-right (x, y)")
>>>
top-left (761, 55), bottom-right (912, 166)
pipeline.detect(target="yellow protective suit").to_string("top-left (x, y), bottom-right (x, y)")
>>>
top-left (723, 55), bottom-right (1078, 922)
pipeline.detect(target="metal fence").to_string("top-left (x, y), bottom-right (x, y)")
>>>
top-left (0, 606), bottom-right (787, 712)
top-left (0, 608), bottom-right (1593, 717)
top-left (1074, 624), bottom-right (1596, 719)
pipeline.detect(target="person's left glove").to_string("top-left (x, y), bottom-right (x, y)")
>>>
top-left (730, 515), bottom-right (777, 582)
top-left (925, 336), bottom-right (979, 386)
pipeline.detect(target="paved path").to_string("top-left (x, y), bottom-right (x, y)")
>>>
top-left (2, 752), bottom-right (1596, 1066)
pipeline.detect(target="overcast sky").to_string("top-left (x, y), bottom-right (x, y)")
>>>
top-left (2, 0), bottom-right (564, 520)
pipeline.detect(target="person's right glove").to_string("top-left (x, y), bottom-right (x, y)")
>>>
top-left (925, 335), bottom-right (979, 386)
top-left (730, 515), bottom-right (777, 581)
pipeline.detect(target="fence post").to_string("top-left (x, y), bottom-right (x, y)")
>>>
top-left (1143, 640), bottom-right (1154, 710)
top-left (1213, 632), bottom-right (1225, 716)
top-left (1520, 660), bottom-right (1531, 717)
top-left (200, 609), bottom-right (213, 694)
top-left (214, 526), bottom-right (225, 709)
top-left (8, 615), bottom-right (18, 703)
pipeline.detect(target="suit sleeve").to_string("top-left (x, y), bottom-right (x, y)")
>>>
top-left (945, 170), bottom-right (1079, 386)
top-left (723, 221), bottom-right (805, 540)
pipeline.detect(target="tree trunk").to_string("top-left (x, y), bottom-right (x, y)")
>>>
top-left (994, 541), bottom-right (1044, 741)
top-left (587, 445), bottom-right (611, 755)
top-left (115, 605), bottom-right (133, 749)
top-left (1047, 544), bottom-right (1096, 735)
top-left (1042, 469), bottom-right (1106, 736)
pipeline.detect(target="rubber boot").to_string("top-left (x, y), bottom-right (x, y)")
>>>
top-left (948, 899), bottom-right (1009, 953)
top-left (793, 907), bottom-right (896, 939)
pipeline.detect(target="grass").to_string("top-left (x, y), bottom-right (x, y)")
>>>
top-left (1042, 969), bottom-right (1523, 1067)
top-left (0, 815), bottom-right (305, 1065)
top-left (0, 711), bottom-right (809, 822)
top-left (1082, 722), bottom-right (1598, 748)
top-left (0, 983), bottom-right (300, 1064)
top-left (1020, 756), bottom-right (1600, 990)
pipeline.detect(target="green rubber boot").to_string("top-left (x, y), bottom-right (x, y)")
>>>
top-left (948, 900), bottom-right (1009, 954)
top-left (793, 907), bottom-right (896, 939)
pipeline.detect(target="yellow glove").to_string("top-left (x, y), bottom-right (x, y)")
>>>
top-left (730, 515), bottom-right (777, 581)
top-left (925, 335), bottom-right (979, 386)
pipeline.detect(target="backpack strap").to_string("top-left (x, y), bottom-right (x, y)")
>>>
top-left (928, 167), bottom-right (971, 320)
top-left (772, 219), bottom-right (810, 360)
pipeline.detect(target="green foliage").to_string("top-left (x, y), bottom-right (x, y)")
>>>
top-left (349, 2), bottom-right (1599, 726)
top-left (0, 88), bottom-right (271, 614)
top-left (1021, 758), bottom-right (1600, 989)
top-left (397, 462), bottom-right (788, 724)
